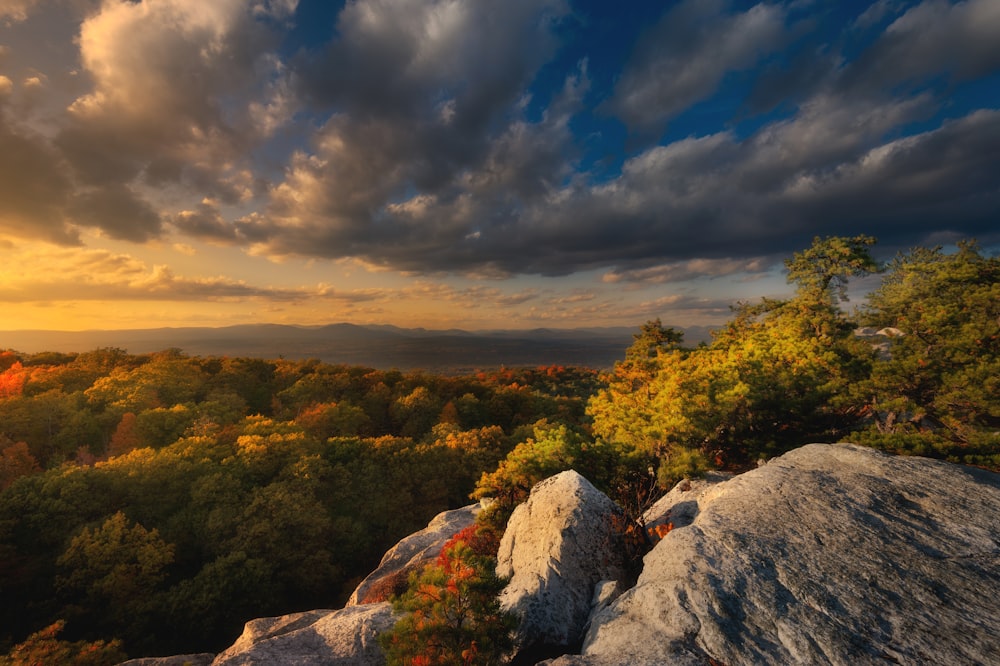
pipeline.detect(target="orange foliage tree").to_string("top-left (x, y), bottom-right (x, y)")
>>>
top-left (107, 412), bottom-right (141, 458)
top-left (0, 361), bottom-right (27, 400)
top-left (0, 619), bottom-right (124, 665)
top-left (379, 525), bottom-right (516, 665)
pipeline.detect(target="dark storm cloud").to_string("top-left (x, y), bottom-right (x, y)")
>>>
top-left (1, 0), bottom-right (999, 281)
top-left (523, 102), bottom-right (1000, 268)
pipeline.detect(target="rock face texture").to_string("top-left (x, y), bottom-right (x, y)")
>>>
top-left (119, 655), bottom-right (215, 666)
top-left (347, 503), bottom-right (480, 605)
top-left (123, 444), bottom-right (1000, 666)
top-left (211, 603), bottom-right (393, 666)
top-left (497, 470), bottom-right (629, 654)
top-left (642, 470), bottom-right (731, 541)
top-left (546, 443), bottom-right (1000, 666)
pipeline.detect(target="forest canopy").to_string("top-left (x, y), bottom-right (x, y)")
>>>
top-left (1, 236), bottom-right (997, 662)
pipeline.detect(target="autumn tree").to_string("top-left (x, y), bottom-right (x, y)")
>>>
top-left (0, 349), bottom-right (601, 657)
top-left (380, 525), bottom-right (516, 665)
top-left (474, 423), bottom-right (599, 508)
top-left (0, 440), bottom-right (40, 490)
top-left (391, 386), bottom-right (444, 439)
top-left (84, 354), bottom-right (206, 412)
top-left (0, 351), bottom-right (20, 372)
top-left (107, 413), bottom-right (141, 458)
top-left (295, 401), bottom-right (372, 438)
top-left (0, 361), bottom-right (27, 400)
top-left (0, 620), bottom-right (124, 666)
top-left (589, 235), bottom-right (879, 485)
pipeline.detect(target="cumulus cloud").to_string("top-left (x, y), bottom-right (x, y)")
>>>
top-left (229, 0), bottom-right (998, 278)
top-left (606, 0), bottom-right (787, 133)
top-left (170, 200), bottom-right (241, 244)
top-left (236, 0), bottom-right (578, 272)
top-left (530, 98), bottom-right (998, 267)
top-left (0, 0), bottom-right (299, 245)
top-left (59, 0), bottom-right (295, 179)
top-left (67, 184), bottom-right (163, 242)
top-left (0, 114), bottom-right (77, 243)
top-left (0, 0), bottom-right (998, 287)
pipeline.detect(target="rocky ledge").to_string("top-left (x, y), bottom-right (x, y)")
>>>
top-left (123, 443), bottom-right (1000, 665)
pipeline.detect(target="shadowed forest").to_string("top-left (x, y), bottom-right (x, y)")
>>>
top-left (1, 237), bottom-right (998, 662)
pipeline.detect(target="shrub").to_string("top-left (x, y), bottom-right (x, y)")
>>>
top-left (380, 525), bottom-right (516, 665)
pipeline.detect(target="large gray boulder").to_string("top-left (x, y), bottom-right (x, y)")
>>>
top-left (211, 603), bottom-right (394, 665)
top-left (497, 470), bottom-right (629, 655)
top-left (546, 443), bottom-right (1000, 665)
top-left (347, 503), bottom-right (480, 605)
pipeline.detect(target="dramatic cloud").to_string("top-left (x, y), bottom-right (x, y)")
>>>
top-left (58, 0), bottom-right (296, 193)
top-left (0, 114), bottom-right (77, 243)
top-left (227, 0), bottom-right (1000, 277)
top-left (1, 0), bottom-right (296, 245)
top-left (1, 0), bottom-right (999, 330)
top-left (607, 0), bottom-right (788, 133)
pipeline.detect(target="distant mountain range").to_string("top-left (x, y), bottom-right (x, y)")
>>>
top-left (0, 323), bottom-right (716, 371)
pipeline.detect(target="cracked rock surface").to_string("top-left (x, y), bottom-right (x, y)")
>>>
top-left (545, 443), bottom-right (1000, 666)
top-left (497, 470), bottom-right (629, 654)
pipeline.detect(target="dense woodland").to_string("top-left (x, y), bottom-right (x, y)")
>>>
top-left (1, 236), bottom-right (998, 663)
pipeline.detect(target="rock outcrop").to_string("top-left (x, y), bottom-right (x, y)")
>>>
top-left (149, 505), bottom-right (478, 666)
top-left (119, 655), bottom-right (215, 666)
top-left (122, 444), bottom-right (1000, 666)
top-left (545, 443), bottom-right (1000, 665)
top-left (211, 603), bottom-right (393, 665)
top-left (641, 470), bottom-right (731, 540)
top-left (346, 503), bottom-right (480, 605)
top-left (497, 470), bottom-right (629, 656)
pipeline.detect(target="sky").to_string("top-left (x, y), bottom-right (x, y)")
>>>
top-left (0, 0), bottom-right (998, 332)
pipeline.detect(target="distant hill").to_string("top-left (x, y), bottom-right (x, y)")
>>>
top-left (0, 323), bottom-right (716, 371)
